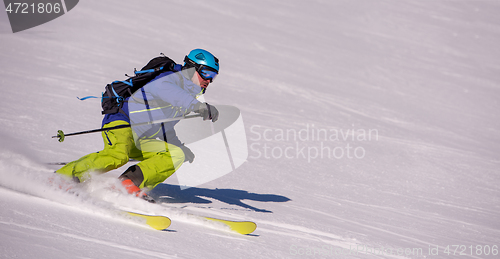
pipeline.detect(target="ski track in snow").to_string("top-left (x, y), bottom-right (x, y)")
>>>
top-left (0, 220), bottom-right (176, 259)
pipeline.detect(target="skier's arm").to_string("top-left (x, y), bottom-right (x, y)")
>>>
top-left (154, 77), bottom-right (201, 114)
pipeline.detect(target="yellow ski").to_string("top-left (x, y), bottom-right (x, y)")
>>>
top-left (203, 216), bottom-right (257, 235)
top-left (122, 210), bottom-right (256, 234)
top-left (125, 211), bottom-right (171, 230)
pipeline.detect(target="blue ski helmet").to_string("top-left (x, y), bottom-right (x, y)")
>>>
top-left (184, 49), bottom-right (219, 73)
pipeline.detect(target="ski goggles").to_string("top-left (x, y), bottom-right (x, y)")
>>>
top-left (197, 65), bottom-right (218, 82)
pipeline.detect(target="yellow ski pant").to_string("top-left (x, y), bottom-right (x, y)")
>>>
top-left (56, 120), bottom-right (185, 190)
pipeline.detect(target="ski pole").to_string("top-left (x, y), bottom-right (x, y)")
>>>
top-left (52, 114), bottom-right (202, 142)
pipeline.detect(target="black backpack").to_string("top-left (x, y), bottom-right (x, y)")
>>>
top-left (100, 54), bottom-right (178, 115)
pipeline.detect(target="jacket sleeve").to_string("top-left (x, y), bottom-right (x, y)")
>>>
top-left (148, 72), bottom-right (201, 146)
top-left (151, 73), bottom-right (201, 114)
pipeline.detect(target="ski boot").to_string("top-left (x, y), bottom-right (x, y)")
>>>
top-left (121, 179), bottom-right (156, 203)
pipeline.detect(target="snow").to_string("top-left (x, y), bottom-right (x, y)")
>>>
top-left (1, 0), bottom-right (499, 258)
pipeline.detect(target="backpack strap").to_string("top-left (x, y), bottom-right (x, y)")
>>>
top-left (102, 82), bottom-right (127, 115)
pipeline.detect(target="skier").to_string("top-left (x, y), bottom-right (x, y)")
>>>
top-left (56, 49), bottom-right (220, 202)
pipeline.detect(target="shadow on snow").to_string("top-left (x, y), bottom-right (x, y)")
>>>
top-left (150, 183), bottom-right (290, 213)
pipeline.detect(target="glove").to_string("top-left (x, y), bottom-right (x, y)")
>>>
top-left (194, 102), bottom-right (219, 122)
top-left (180, 144), bottom-right (195, 163)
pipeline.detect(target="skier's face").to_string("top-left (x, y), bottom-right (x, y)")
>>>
top-left (192, 71), bottom-right (211, 89)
